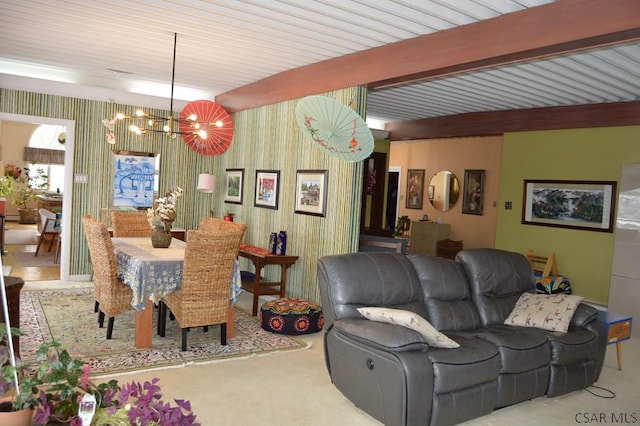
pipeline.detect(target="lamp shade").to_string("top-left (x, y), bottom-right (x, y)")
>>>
top-left (197, 173), bottom-right (215, 193)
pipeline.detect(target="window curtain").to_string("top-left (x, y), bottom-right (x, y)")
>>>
top-left (23, 147), bottom-right (65, 165)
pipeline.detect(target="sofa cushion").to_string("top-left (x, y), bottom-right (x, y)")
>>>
top-left (357, 307), bottom-right (459, 348)
top-left (408, 254), bottom-right (483, 331)
top-left (427, 334), bottom-right (501, 394)
top-left (472, 325), bottom-right (550, 373)
top-left (504, 293), bottom-right (583, 333)
top-left (457, 248), bottom-right (536, 326)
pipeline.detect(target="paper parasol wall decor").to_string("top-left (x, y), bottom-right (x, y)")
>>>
top-left (180, 100), bottom-right (234, 156)
top-left (295, 95), bottom-right (374, 162)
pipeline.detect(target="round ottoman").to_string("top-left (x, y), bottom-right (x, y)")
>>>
top-left (259, 297), bottom-right (324, 335)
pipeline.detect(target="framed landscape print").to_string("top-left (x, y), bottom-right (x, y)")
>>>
top-left (295, 170), bottom-right (328, 217)
top-left (224, 168), bottom-right (244, 204)
top-left (254, 170), bottom-right (280, 209)
top-left (406, 169), bottom-right (425, 209)
top-left (522, 179), bottom-right (616, 232)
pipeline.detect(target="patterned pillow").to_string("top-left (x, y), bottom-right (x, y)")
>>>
top-left (357, 307), bottom-right (459, 348)
top-left (504, 293), bottom-right (584, 333)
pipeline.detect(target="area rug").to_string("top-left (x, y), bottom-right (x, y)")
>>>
top-left (19, 287), bottom-right (308, 376)
top-left (11, 250), bottom-right (57, 267)
top-left (4, 228), bottom-right (39, 245)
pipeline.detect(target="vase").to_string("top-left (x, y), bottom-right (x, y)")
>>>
top-left (151, 225), bottom-right (172, 248)
top-left (0, 397), bottom-right (33, 426)
top-left (17, 208), bottom-right (37, 224)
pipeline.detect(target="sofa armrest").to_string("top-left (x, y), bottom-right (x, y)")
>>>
top-left (570, 303), bottom-right (599, 327)
top-left (333, 319), bottom-right (430, 352)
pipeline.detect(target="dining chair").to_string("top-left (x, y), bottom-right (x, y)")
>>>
top-left (159, 225), bottom-right (246, 351)
top-left (198, 216), bottom-right (243, 233)
top-left (82, 215), bottom-right (133, 339)
top-left (35, 208), bottom-right (61, 263)
top-left (111, 210), bottom-right (152, 237)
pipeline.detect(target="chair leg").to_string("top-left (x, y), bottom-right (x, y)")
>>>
top-left (106, 317), bottom-right (115, 339)
top-left (34, 236), bottom-right (45, 257)
top-left (181, 328), bottom-right (190, 351)
top-left (94, 300), bottom-right (99, 313)
top-left (221, 323), bottom-right (227, 345)
top-left (98, 311), bottom-right (105, 328)
top-left (203, 326), bottom-right (208, 333)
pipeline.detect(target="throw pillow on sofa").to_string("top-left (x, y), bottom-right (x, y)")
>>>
top-left (504, 293), bottom-right (584, 333)
top-left (357, 307), bottom-right (459, 348)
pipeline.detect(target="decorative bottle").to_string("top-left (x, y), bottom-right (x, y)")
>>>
top-left (269, 232), bottom-right (278, 254)
top-left (276, 231), bottom-right (287, 255)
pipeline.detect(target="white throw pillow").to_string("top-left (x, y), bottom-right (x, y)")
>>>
top-left (504, 293), bottom-right (584, 333)
top-left (357, 307), bottom-right (459, 348)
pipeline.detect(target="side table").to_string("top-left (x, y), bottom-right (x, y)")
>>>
top-left (597, 311), bottom-right (632, 370)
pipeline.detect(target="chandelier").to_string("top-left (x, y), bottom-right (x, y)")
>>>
top-left (103, 33), bottom-right (233, 154)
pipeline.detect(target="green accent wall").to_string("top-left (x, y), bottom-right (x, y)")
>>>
top-left (496, 125), bottom-right (640, 304)
top-left (1, 87), bottom-right (366, 305)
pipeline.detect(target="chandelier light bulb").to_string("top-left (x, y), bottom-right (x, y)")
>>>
top-left (115, 113), bottom-right (126, 120)
top-left (163, 124), bottom-right (171, 132)
top-left (214, 120), bottom-right (224, 128)
top-left (193, 123), bottom-right (200, 129)
top-left (187, 114), bottom-right (197, 121)
top-left (197, 130), bottom-right (207, 139)
top-left (147, 119), bottom-right (155, 126)
top-left (135, 110), bottom-right (146, 117)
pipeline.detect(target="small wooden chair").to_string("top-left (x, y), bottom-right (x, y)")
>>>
top-left (525, 249), bottom-right (558, 278)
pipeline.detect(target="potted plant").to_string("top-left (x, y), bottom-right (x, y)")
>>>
top-left (0, 176), bottom-right (12, 216)
top-left (0, 327), bottom-right (199, 425)
top-left (4, 162), bottom-right (48, 224)
top-left (393, 215), bottom-right (411, 237)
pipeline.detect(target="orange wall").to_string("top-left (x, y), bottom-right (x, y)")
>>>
top-left (389, 136), bottom-right (502, 249)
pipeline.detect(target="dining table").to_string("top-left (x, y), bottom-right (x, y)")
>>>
top-left (112, 237), bottom-right (242, 349)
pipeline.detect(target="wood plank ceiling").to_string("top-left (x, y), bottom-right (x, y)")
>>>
top-left (1, 0), bottom-right (639, 139)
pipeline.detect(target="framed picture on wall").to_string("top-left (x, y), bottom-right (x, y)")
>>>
top-left (295, 170), bottom-right (328, 216)
top-left (406, 169), bottom-right (425, 209)
top-left (462, 169), bottom-right (485, 215)
top-left (254, 170), bottom-right (280, 209)
top-left (111, 150), bottom-right (158, 208)
top-left (224, 168), bottom-right (244, 204)
top-left (522, 179), bottom-right (617, 232)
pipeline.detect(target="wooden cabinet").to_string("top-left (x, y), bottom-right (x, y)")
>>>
top-left (410, 222), bottom-right (450, 256)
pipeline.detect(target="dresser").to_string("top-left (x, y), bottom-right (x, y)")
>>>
top-left (410, 222), bottom-right (450, 256)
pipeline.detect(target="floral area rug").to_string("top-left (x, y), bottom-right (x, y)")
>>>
top-left (19, 288), bottom-right (308, 376)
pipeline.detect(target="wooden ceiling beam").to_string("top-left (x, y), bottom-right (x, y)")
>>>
top-left (385, 101), bottom-right (640, 141)
top-left (216, 0), bottom-right (640, 113)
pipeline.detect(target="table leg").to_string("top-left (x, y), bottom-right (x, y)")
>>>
top-left (616, 342), bottom-right (623, 370)
top-left (252, 270), bottom-right (262, 316)
top-left (279, 266), bottom-right (289, 298)
top-left (135, 300), bottom-right (153, 348)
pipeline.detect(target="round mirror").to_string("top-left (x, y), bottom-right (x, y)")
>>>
top-left (428, 170), bottom-right (460, 212)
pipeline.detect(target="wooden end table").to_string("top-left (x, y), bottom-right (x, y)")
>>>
top-left (238, 244), bottom-right (298, 316)
top-left (597, 311), bottom-right (632, 370)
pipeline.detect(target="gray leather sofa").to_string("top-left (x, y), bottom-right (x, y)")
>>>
top-left (317, 249), bottom-right (607, 426)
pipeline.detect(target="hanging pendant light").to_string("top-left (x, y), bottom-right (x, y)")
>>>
top-left (103, 33), bottom-right (233, 155)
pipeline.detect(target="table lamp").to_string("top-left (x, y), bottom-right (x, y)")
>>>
top-left (197, 173), bottom-right (215, 216)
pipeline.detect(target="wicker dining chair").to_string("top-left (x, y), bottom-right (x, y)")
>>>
top-left (198, 216), bottom-right (244, 233)
top-left (82, 215), bottom-right (133, 339)
top-left (111, 210), bottom-right (152, 237)
top-left (159, 226), bottom-right (246, 351)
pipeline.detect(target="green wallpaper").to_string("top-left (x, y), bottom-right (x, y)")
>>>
top-left (496, 125), bottom-right (640, 304)
top-left (1, 87), bottom-right (365, 304)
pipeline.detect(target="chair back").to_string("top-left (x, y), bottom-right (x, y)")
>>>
top-left (39, 208), bottom-right (58, 233)
top-left (179, 227), bottom-right (245, 324)
top-left (199, 216), bottom-right (244, 234)
top-left (111, 211), bottom-right (151, 237)
top-left (82, 215), bottom-right (125, 315)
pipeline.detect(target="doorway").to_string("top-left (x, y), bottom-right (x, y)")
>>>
top-left (386, 167), bottom-right (400, 232)
top-left (0, 113), bottom-right (75, 281)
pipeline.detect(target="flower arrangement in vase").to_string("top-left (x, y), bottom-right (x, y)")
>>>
top-left (0, 328), bottom-right (199, 425)
top-left (147, 187), bottom-right (183, 248)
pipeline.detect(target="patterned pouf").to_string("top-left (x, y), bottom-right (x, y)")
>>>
top-left (259, 297), bottom-right (324, 335)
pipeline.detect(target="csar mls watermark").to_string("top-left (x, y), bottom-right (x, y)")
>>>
top-left (575, 412), bottom-right (638, 424)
